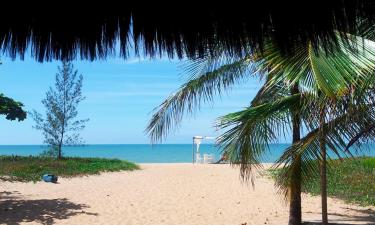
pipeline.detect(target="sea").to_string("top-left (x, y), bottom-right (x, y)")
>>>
top-left (0, 144), bottom-right (373, 163)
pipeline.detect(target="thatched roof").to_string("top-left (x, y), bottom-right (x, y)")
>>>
top-left (2, 2), bottom-right (375, 62)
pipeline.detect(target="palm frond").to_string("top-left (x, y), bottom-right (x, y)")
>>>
top-left (146, 57), bottom-right (257, 142)
top-left (274, 99), bottom-right (375, 198)
top-left (258, 34), bottom-right (375, 98)
top-left (216, 93), bottom-right (303, 181)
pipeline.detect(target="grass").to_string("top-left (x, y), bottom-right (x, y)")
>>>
top-left (0, 155), bottom-right (139, 182)
top-left (270, 157), bottom-right (375, 206)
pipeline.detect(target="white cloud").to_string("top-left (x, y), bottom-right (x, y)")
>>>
top-left (109, 57), bottom-right (178, 65)
top-left (86, 90), bottom-right (168, 98)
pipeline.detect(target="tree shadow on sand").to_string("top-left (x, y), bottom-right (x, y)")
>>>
top-left (303, 207), bottom-right (375, 225)
top-left (0, 191), bottom-right (98, 225)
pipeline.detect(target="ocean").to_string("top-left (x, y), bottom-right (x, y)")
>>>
top-left (0, 144), bottom-right (373, 163)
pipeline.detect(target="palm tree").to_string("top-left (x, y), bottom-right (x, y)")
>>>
top-left (217, 37), bottom-right (375, 225)
top-left (273, 82), bottom-right (375, 224)
top-left (147, 35), bottom-right (375, 225)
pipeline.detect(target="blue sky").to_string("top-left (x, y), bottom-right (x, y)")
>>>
top-left (0, 54), bottom-right (263, 144)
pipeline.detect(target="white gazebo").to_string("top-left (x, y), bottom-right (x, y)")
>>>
top-left (192, 136), bottom-right (216, 164)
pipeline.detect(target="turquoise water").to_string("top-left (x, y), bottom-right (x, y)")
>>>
top-left (0, 144), bottom-right (373, 163)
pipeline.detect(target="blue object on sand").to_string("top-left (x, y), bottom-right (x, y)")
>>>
top-left (42, 174), bottom-right (58, 183)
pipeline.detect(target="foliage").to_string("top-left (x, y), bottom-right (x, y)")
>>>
top-left (31, 61), bottom-right (88, 158)
top-left (147, 56), bottom-right (255, 142)
top-left (0, 156), bottom-right (139, 182)
top-left (0, 93), bottom-right (26, 121)
top-left (147, 34), bottom-right (375, 181)
top-left (39, 146), bottom-right (60, 158)
top-left (146, 33), bottom-right (375, 225)
top-left (270, 157), bottom-right (375, 206)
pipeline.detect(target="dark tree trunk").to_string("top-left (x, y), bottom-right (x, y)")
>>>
top-left (289, 124), bottom-right (302, 225)
top-left (289, 84), bottom-right (302, 225)
top-left (57, 143), bottom-right (62, 159)
top-left (58, 123), bottom-right (64, 160)
top-left (319, 108), bottom-right (328, 225)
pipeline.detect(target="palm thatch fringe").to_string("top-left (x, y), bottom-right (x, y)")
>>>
top-left (2, 2), bottom-right (375, 61)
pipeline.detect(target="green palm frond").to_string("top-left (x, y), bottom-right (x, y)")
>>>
top-left (357, 19), bottom-right (375, 41)
top-left (181, 53), bottom-right (254, 79)
top-left (217, 93), bottom-right (303, 180)
top-left (146, 57), bottom-right (258, 142)
top-left (274, 99), bottom-right (375, 198)
top-left (259, 34), bottom-right (375, 98)
top-left (146, 27), bottom-right (375, 202)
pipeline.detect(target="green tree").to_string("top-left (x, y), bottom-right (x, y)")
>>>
top-left (31, 61), bottom-right (88, 159)
top-left (0, 94), bottom-right (26, 121)
top-left (248, 36), bottom-right (375, 225)
top-left (147, 35), bottom-right (375, 225)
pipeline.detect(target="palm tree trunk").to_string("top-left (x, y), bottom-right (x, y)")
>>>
top-left (289, 84), bottom-right (302, 225)
top-left (289, 155), bottom-right (302, 225)
top-left (319, 107), bottom-right (328, 225)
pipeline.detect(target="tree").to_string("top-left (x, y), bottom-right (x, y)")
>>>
top-left (273, 82), bottom-right (375, 224)
top-left (31, 61), bottom-right (88, 159)
top-left (252, 37), bottom-right (375, 225)
top-left (0, 61), bottom-right (27, 137)
top-left (0, 94), bottom-right (26, 121)
top-left (147, 34), bottom-right (375, 225)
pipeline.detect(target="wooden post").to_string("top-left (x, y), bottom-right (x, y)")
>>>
top-left (192, 137), bottom-right (195, 164)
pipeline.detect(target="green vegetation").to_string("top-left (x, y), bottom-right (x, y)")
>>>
top-left (146, 34), bottom-right (375, 225)
top-left (270, 157), bottom-right (375, 206)
top-left (0, 93), bottom-right (26, 121)
top-left (31, 61), bottom-right (88, 159)
top-left (0, 156), bottom-right (139, 182)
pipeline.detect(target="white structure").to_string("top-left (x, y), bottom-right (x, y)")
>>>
top-left (192, 136), bottom-right (216, 164)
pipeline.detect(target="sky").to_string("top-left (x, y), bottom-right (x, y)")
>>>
top-left (0, 53), bottom-right (264, 144)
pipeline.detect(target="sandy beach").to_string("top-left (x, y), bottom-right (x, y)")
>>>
top-left (0, 163), bottom-right (374, 225)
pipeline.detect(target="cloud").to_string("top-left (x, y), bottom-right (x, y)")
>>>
top-left (86, 90), bottom-right (168, 98)
top-left (109, 57), bottom-right (178, 65)
top-left (124, 58), bottom-right (147, 64)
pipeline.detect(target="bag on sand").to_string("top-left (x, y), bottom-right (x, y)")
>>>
top-left (42, 174), bottom-right (58, 183)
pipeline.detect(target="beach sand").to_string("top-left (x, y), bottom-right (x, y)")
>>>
top-left (0, 163), bottom-right (374, 225)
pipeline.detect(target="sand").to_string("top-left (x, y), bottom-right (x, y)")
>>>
top-left (0, 163), bottom-right (374, 225)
